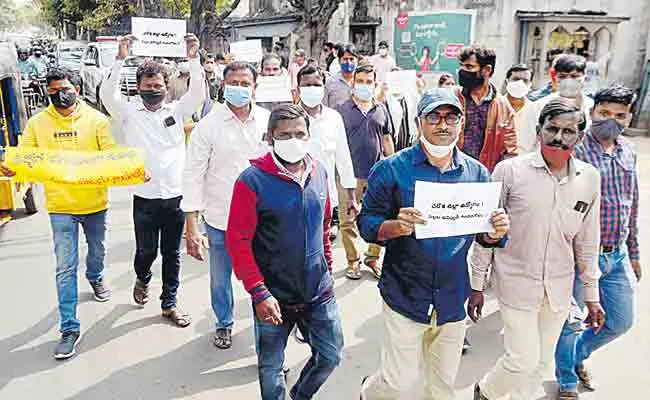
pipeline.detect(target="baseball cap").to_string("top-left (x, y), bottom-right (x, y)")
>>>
top-left (417, 88), bottom-right (463, 116)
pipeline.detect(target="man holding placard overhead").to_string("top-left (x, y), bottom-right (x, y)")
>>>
top-left (100, 33), bottom-right (205, 328)
top-left (358, 88), bottom-right (509, 399)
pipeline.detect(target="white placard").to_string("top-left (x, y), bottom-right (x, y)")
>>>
top-left (255, 75), bottom-right (293, 103)
top-left (414, 181), bottom-right (502, 239)
top-left (387, 69), bottom-right (417, 93)
top-left (230, 40), bottom-right (263, 63)
top-left (131, 17), bottom-right (187, 58)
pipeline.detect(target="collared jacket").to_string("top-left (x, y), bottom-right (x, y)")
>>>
top-left (357, 144), bottom-right (494, 325)
top-left (454, 84), bottom-right (517, 172)
top-left (226, 153), bottom-right (334, 306)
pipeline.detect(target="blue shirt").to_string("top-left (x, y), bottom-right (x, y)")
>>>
top-left (358, 144), bottom-right (491, 325)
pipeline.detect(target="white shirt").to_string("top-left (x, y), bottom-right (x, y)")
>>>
top-left (181, 103), bottom-right (270, 230)
top-left (305, 105), bottom-right (356, 207)
top-left (100, 58), bottom-right (205, 199)
top-left (518, 92), bottom-right (595, 154)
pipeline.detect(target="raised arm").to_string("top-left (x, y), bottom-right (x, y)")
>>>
top-left (176, 34), bottom-right (206, 118)
top-left (99, 35), bottom-right (133, 123)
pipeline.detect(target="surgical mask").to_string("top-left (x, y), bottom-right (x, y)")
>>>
top-left (419, 135), bottom-right (458, 158)
top-left (540, 140), bottom-right (573, 165)
top-left (300, 86), bottom-right (324, 108)
top-left (204, 64), bottom-right (215, 73)
top-left (506, 80), bottom-right (529, 99)
top-left (353, 84), bottom-right (374, 102)
top-left (558, 78), bottom-right (583, 98)
top-left (139, 90), bottom-right (166, 107)
top-left (379, 48), bottom-right (388, 57)
top-left (224, 85), bottom-right (252, 107)
top-left (458, 69), bottom-right (485, 91)
top-left (340, 62), bottom-right (356, 74)
top-left (49, 90), bottom-right (77, 109)
top-left (591, 118), bottom-right (625, 141)
top-left (274, 138), bottom-right (308, 163)
top-left (216, 64), bottom-right (226, 79)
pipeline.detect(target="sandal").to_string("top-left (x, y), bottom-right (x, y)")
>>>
top-left (345, 261), bottom-right (362, 280)
top-left (133, 279), bottom-right (149, 306)
top-left (213, 328), bottom-right (232, 349)
top-left (364, 259), bottom-right (382, 279)
top-left (575, 363), bottom-right (595, 391)
top-left (162, 308), bottom-right (191, 328)
top-left (558, 389), bottom-right (579, 400)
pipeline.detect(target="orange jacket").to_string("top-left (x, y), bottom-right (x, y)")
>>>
top-left (455, 85), bottom-right (517, 172)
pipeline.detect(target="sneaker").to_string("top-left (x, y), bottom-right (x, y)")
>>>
top-left (473, 383), bottom-right (488, 400)
top-left (89, 278), bottom-right (112, 302)
top-left (462, 336), bottom-right (472, 355)
top-left (54, 331), bottom-right (80, 360)
top-left (133, 279), bottom-right (149, 306)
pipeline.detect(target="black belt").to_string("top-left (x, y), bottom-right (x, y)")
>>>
top-left (600, 245), bottom-right (618, 254)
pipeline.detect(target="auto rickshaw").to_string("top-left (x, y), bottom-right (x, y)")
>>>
top-left (0, 42), bottom-right (37, 227)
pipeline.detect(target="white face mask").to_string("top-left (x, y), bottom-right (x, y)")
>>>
top-left (379, 48), bottom-right (388, 57)
top-left (419, 135), bottom-right (458, 158)
top-left (506, 80), bottom-right (530, 99)
top-left (274, 138), bottom-right (308, 163)
top-left (558, 78), bottom-right (584, 98)
top-left (300, 86), bottom-right (325, 108)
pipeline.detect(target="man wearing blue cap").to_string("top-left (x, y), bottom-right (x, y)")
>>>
top-left (358, 88), bottom-right (510, 400)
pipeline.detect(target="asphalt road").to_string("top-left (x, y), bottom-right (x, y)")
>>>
top-left (0, 136), bottom-right (648, 400)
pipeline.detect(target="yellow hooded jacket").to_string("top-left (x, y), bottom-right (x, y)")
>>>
top-left (19, 100), bottom-right (116, 214)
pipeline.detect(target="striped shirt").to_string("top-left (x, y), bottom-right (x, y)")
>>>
top-left (574, 132), bottom-right (640, 261)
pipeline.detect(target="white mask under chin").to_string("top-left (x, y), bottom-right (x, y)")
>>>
top-left (274, 138), bottom-right (308, 163)
top-left (419, 135), bottom-right (457, 158)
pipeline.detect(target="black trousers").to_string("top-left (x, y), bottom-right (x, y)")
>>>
top-left (133, 195), bottom-right (184, 309)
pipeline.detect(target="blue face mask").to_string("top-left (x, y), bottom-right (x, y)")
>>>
top-left (340, 62), bottom-right (356, 73)
top-left (353, 84), bottom-right (374, 102)
top-left (224, 85), bottom-right (252, 107)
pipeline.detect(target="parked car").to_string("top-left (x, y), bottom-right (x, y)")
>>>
top-left (55, 40), bottom-right (87, 73)
top-left (120, 55), bottom-right (146, 96)
top-left (79, 38), bottom-right (118, 109)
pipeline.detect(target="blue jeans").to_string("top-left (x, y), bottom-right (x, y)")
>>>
top-left (206, 224), bottom-right (234, 329)
top-left (254, 296), bottom-right (344, 400)
top-left (555, 247), bottom-right (636, 390)
top-left (50, 210), bottom-right (107, 333)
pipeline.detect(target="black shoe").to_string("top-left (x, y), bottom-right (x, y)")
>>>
top-left (462, 336), bottom-right (472, 355)
top-left (473, 383), bottom-right (488, 400)
top-left (89, 278), bottom-right (111, 302)
top-left (54, 331), bottom-right (80, 360)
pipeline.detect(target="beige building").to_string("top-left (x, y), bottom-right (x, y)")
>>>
top-left (329, 0), bottom-right (650, 93)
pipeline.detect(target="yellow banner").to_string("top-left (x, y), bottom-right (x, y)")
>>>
top-left (4, 146), bottom-right (146, 187)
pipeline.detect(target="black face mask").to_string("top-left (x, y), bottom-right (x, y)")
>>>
top-left (458, 69), bottom-right (485, 91)
top-left (34, 53), bottom-right (42, 57)
top-left (139, 90), bottom-right (166, 106)
top-left (49, 90), bottom-right (77, 109)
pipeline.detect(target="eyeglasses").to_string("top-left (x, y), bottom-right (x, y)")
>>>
top-left (422, 113), bottom-right (461, 126)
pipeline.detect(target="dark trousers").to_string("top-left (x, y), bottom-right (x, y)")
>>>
top-left (133, 195), bottom-right (184, 309)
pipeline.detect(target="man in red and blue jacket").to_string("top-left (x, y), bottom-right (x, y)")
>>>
top-left (226, 104), bottom-right (343, 400)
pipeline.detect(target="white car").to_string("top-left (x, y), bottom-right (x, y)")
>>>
top-left (79, 39), bottom-right (118, 109)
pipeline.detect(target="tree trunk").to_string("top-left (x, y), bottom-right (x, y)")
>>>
top-left (188, 0), bottom-right (202, 35)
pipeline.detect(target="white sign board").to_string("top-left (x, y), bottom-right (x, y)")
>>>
top-left (387, 69), bottom-right (417, 94)
top-left (230, 40), bottom-right (263, 63)
top-left (131, 17), bottom-right (186, 58)
top-left (414, 181), bottom-right (502, 239)
top-left (256, 75), bottom-right (293, 103)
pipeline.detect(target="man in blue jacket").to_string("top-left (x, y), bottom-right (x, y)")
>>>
top-left (358, 89), bottom-right (510, 400)
top-left (227, 104), bottom-right (343, 400)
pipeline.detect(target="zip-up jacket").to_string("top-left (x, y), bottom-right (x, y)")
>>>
top-left (226, 152), bottom-right (333, 306)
